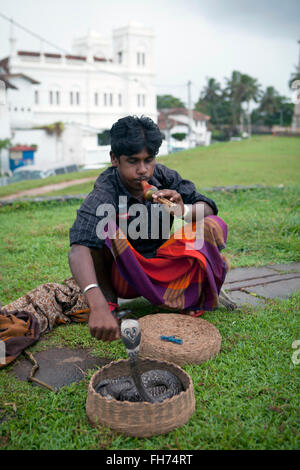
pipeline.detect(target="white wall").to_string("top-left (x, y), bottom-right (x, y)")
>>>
top-left (7, 77), bottom-right (35, 129)
top-left (83, 145), bottom-right (111, 166)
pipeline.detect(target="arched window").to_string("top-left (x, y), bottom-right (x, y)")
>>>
top-left (136, 42), bottom-right (147, 67)
top-left (70, 85), bottom-right (81, 106)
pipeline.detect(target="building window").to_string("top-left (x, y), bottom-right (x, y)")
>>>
top-left (34, 90), bottom-right (39, 105)
top-left (137, 52), bottom-right (145, 66)
top-left (70, 91), bottom-right (73, 105)
top-left (118, 93), bottom-right (122, 106)
top-left (109, 93), bottom-right (113, 106)
top-left (117, 51), bottom-right (122, 64)
top-left (137, 94), bottom-right (145, 107)
top-left (76, 92), bottom-right (80, 105)
top-left (94, 92), bottom-right (98, 106)
top-left (56, 91), bottom-right (60, 105)
top-left (49, 90), bottom-right (53, 105)
top-left (97, 130), bottom-right (110, 146)
top-left (104, 93), bottom-right (107, 106)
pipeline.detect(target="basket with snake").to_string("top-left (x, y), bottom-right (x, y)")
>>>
top-left (86, 319), bottom-right (195, 437)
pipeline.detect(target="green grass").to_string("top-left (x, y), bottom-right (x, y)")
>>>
top-left (0, 294), bottom-right (299, 450)
top-left (159, 135), bottom-right (300, 188)
top-left (2, 136), bottom-right (299, 199)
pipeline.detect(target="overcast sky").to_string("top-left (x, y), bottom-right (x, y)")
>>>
top-left (0, 0), bottom-right (299, 106)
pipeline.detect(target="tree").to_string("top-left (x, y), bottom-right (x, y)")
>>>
top-left (195, 77), bottom-right (222, 125)
top-left (251, 87), bottom-right (294, 127)
top-left (288, 66), bottom-right (300, 89)
top-left (157, 94), bottom-right (185, 109)
top-left (239, 74), bottom-right (262, 135)
top-left (258, 86), bottom-right (280, 115)
top-left (224, 71), bottom-right (245, 131)
top-left (224, 71), bottom-right (262, 134)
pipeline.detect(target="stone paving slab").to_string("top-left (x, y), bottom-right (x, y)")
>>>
top-left (243, 278), bottom-right (300, 300)
top-left (224, 290), bottom-right (266, 307)
top-left (265, 262), bottom-right (300, 273)
top-left (225, 267), bottom-right (279, 283)
top-left (224, 273), bottom-right (300, 291)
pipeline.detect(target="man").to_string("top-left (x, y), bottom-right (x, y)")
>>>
top-left (69, 115), bottom-right (228, 343)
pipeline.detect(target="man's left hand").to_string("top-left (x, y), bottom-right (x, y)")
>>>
top-left (152, 189), bottom-right (184, 217)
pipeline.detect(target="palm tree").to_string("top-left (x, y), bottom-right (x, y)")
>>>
top-left (224, 71), bottom-right (245, 133)
top-left (225, 71), bottom-right (262, 135)
top-left (288, 66), bottom-right (300, 89)
top-left (258, 86), bottom-right (281, 115)
top-left (240, 74), bottom-right (262, 135)
top-left (195, 77), bottom-right (222, 125)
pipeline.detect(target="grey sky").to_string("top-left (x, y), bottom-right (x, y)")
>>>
top-left (0, 0), bottom-right (299, 106)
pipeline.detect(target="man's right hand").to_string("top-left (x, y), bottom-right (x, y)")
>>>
top-left (88, 303), bottom-right (120, 342)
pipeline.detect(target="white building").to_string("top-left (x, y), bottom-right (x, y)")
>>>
top-left (0, 22), bottom-right (157, 170)
top-left (158, 108), bottom-right (211, 150)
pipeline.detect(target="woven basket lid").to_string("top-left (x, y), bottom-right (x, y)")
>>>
top-left (138, 314), bottom-right (221, 366)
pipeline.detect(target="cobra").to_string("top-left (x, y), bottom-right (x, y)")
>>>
top-left (95, 319), bottom-right (183, 403)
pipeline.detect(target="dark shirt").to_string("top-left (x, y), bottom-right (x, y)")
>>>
top-left (69, 163), bottom-right (218, 258)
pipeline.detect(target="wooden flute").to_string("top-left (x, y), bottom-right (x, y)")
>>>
top-left (141, 180), bottom-right (177, 208)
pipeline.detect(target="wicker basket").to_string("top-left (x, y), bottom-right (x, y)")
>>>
top-left (86, 357), bottom-right (195, 437)
top-left (139, 314), bottom-right (222, 366)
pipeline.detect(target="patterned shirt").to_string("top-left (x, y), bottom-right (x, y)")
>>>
top-left (69, 163), bottom-right (218, 258)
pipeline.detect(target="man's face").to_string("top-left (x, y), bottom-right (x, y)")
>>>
top-left (111, 148), bottom-right (156, 196)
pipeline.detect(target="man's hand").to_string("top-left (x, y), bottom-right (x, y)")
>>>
top-left (152, 189), bottom-right (184, 217)
top-left (88, 302), bottom-right (120, 342)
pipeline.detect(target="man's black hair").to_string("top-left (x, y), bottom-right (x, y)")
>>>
top-left (110, 115), bottom-right (163, 159)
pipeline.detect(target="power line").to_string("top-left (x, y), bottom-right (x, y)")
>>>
top-left (0, 11), bottom-right (71, 55)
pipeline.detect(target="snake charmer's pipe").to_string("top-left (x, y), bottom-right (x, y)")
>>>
top-left (141, 180), bottom-right (177, 208)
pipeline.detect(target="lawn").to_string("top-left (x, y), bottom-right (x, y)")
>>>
top-left (0, 136), bottom-right (299, 450)
top-left (1, 136), bottom-right (299, 199)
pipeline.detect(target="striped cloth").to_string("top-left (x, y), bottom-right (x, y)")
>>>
top-left (107, 215), bottom-right (228, 312)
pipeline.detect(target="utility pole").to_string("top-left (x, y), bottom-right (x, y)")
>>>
top-left (187, 80), bottom-right (193, 148)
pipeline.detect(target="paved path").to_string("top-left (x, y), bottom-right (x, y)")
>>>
top-left (222, 262), bottom-right (300, 307)
top-left (119, 262), bottom-right (300, 309)
top-left (0, 177), bottom-right (95, 202)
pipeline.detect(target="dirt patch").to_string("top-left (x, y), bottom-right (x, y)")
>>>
top-left (11, 348), bottom-right (111, 389)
